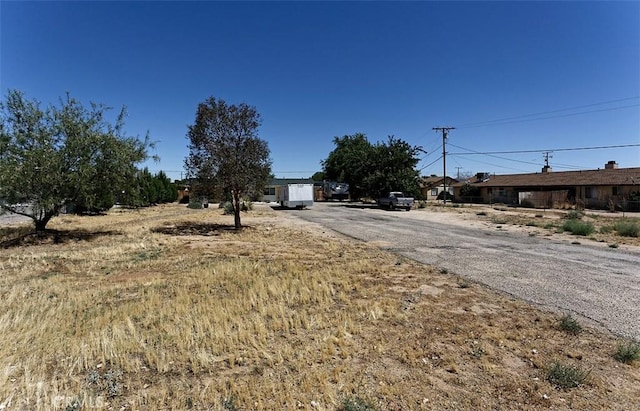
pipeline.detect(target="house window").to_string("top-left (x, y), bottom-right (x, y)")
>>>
top-left (430, 188), bottom-right (438, 197)
top-left (585, 187), bottom-right (595, 199)
top-left (612, 187), bottom-right (619, 196)
top-left (263, 187), bottom-right (275, 196)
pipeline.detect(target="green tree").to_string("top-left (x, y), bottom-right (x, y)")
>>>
top-left (364, 136), bottom-right (421, 198)
top-left (322, 133), bottom-right (373, 199)
top-left (322, 134), bottom-right (420, 199)
top-left (185, 96), bottom-right (271, 229)
top-left (311, 171), bottom-right (325, 181)
top-left (0, 90), bottom-right (149, 231)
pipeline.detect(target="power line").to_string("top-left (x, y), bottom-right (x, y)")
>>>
top-left (448, 143), bottom-right (640, 156)
top-left (418, 155), bottom-right (443, 172)
top-left (454, 156), bottom-right (530, 172)
top-left (448, 144), bottom-right (544, 167)
top-left (457, 96), bottom-right (639, 128)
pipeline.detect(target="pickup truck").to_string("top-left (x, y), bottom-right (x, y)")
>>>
top-left (377, 192), bottom-right (414, 211)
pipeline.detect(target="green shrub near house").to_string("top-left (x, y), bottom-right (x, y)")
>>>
top-left (614, 220), bottom-right (639, 237)
top-left (562, 219), bottom-right (594, 236)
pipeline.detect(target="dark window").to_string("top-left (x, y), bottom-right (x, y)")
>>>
top-left (612, 187), bottom-right (619, 196)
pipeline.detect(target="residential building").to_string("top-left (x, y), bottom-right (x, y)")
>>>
top-left (452, 162), bottom-right (640, 210)
top-left (420, 175), bottom-right (458, 200)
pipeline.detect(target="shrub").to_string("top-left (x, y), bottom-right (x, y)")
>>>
top-left (222, 201), bottom-right (234, 215)
top-left (476, 211), bottom-right (487, 216)
top-left (614, 220), bottom-right (639, 237)
top-left (599, 225), bottom-right (613, 234)
top-left (559, 314), bottom-right (582, 335)
top-left (546, 362), bottom-right (589, 389)
top-left (562, 219), bottom-right (594, 236)
top-left (613, 341), bottom-right (640, 364)
top-left (341, 396), bottom-right (377, 411)
top-left (565, 210), bottom-right (584, 220)
top-left (188, 200), bottom-right (203, 209)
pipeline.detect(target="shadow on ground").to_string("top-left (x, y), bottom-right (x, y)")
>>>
top-left (152, 222), bottom-right (245, 236)
top-left (0, 228), bottom-right (121, 248)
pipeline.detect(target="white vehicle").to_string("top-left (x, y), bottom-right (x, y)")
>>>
top-left (276, 184), bottom-right (314, 209)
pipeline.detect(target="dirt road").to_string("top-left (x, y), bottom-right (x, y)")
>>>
top-left (280, 203), bottom-right (640, 341)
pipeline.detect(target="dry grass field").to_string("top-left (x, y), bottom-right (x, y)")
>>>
top-left (1, 203), bottom-right (638, 410)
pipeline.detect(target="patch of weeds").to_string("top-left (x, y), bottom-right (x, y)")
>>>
top-left (599, 225), bottom-right (614, 234)
top-left (341, 396), bottom-right (378, 411)
top-left (439, 267), bottom-right (449, 274)
top-left (559, 314), bottom-right (582, 335)
top-left (565, 210), bottom-right (584, 220)
top-left (132, 249), bottom-right (162, 263)
top-left (86, 368), bottom-right (123, 398)
top-left (525, 222), bottom-right (537, 227)
top-left (544, 223), bottom-right (556, 229)
top-left (535, 214), bottom-right (544, 218)
top-left (64, 399), bottom-right (82, 411)
top-left (613, 341), bottom-right (640, 364)
top-left (417, 201), bottom-right (427, 209)
top-left (571, 241), bottom-right (581, 245)
top-left (470, 341), bottom-right (485, 358)
top-left (458, 278), bottom-right (472, 288)
top-left (546, 362), bottom-right (590, 389)
top-left (476, 211), bottom-right (487, 216)
top-left (562, 219), bottom-right (594, 236)
top-left (614, 220), bottom-right (639, 237)
top-left (609, 243), bottom-right (619, 248)
top-left (222, 395), bottom-right (237, 411)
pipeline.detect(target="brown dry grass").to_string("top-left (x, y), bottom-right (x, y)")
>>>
top-left (1, 203), bottom-right (638, 410)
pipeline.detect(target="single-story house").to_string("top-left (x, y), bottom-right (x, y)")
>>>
top-left (452, 161), bottom-right (640, 210)
top-left (420, 175), bottom-right (458, 200)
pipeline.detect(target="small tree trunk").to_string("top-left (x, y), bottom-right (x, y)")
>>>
top-left (232, 192), bottom-right (242, 229)
top-left (34, 215), bottom-right (51, 232)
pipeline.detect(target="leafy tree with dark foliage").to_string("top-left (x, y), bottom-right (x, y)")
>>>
top-left (322, 133), bottom-right (420, 199)
top-left (0, 90), bottom-right (150, 231)
top-left (185, 96), bottom-right (271, 229)
top-left (321, 133), bottom-right (372, 199)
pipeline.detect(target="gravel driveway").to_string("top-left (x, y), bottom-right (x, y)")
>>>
top-left (280, 203), bottom-right (640, 341)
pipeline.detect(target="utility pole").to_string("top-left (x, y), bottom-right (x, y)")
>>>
top-left (455, 167), bottom-right (462, 180)
top-left (433, 127), bottom-right (455, 204)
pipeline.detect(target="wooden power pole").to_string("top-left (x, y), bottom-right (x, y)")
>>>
top-left (433, 127), bottom-right (455, 204)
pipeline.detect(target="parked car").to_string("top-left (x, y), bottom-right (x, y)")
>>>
top-left (377, 192), bottom-right (414, 211)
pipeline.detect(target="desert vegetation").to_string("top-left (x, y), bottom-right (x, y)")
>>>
top-left (1, 203), bottom-right (639, 410)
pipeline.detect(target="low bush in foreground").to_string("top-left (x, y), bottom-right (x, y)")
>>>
top-left (614, 341), bottom-right (640, 364)
top-left (562, 219), bottom-right (594, 236)
top-left (559, 314), bottom-right (583, 335)
top-left (341, 396), bottom-right (378, 411)
top-left (546, 362), bottom-right (590, 389)
top-left (614, 220), bottom-right (639, 237)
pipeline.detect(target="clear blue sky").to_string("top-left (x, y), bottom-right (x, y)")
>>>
top-left (2, 1), bottom-right (638, 181)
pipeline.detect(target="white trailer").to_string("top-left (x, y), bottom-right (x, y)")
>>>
top-left (276, 183), bottom-right (314, 209)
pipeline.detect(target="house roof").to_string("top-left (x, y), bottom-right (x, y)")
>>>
top-left (420, 176), bottom-right (457, 188)
top-left (268, 178), bottom-right (320, 186)
top-left (452, 167), bottom-right (640, 188)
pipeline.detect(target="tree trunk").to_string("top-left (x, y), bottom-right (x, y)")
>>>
top-left (34, 215), bottom-right (51, 232)
top-left (232, 192), bottom-right (242, 229)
